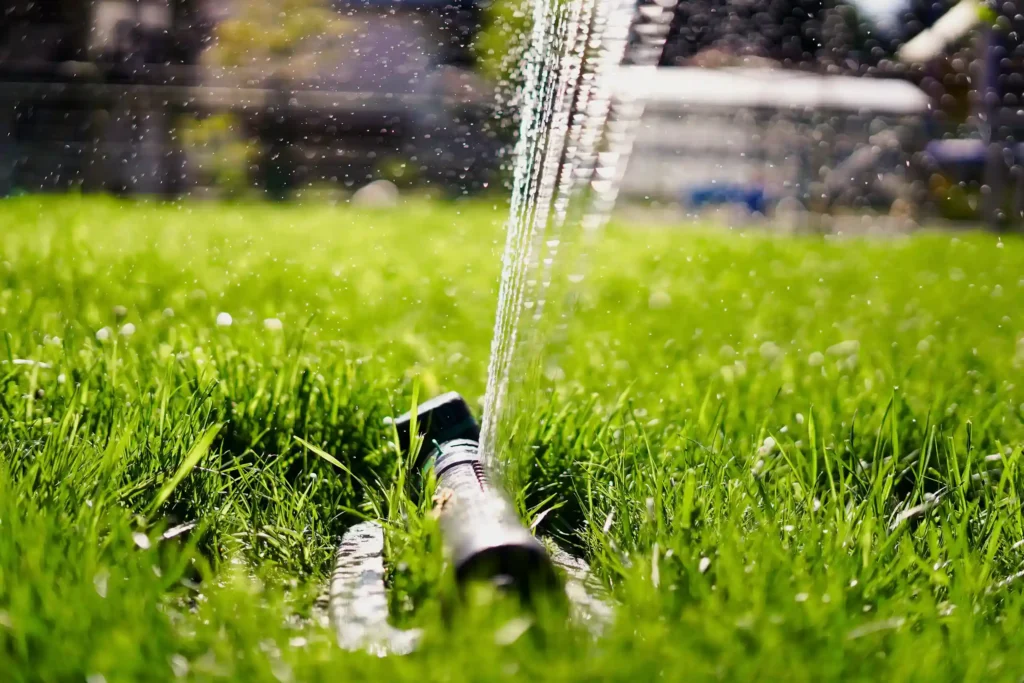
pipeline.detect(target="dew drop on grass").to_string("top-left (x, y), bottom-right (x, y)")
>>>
top-left (119, 323), bottom-right (136, 337)
top-left (544, 365), bottom-right (565, 381)
top-left (651, 543), bottom-right (661, 588)
top-left (95, 327), bottom-right (111, 341)
top-left (494, 617), bottom-right (532, 646)
top-left (271, 660), bottom-right (293, 683)
top-left (648, 290), bottom-right (671, 309)
top-left (602, 511), bottom-right (615, 533)
top-left (827, 340), bottom-right (860, 356)
top-left (699, 557), bottom-right (711, 574)
top-left (93, 571), bottom-right (109, 598)
top-left (759, 341), bottom-right (782, 360)
top-left (263, 317), bottom-right (283, 331)
top-left (170, 655), bottom-right (189, 678)
top-left (216, 312), bottom-right (233, 327)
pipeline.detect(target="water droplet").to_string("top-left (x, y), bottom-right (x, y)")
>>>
top-left (93, 571), bottom-right (109, 598)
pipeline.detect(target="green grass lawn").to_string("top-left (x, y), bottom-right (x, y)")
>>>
top-left (2, 196), bottom-right (1024, 681)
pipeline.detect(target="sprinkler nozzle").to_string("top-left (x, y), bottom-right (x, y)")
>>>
top-left (387, 392), bottom-right (560, 601)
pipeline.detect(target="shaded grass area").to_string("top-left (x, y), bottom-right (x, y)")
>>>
top-left (1, 196), bottom-right (1024, 681)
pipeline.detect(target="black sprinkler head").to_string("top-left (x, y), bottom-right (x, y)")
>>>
top-left (386, 392), bottom-right (560, 603)
top-left (387, 391), bottom-right (480, 462)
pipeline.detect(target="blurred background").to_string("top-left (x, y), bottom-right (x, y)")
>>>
top-left (1, 0), bottom-right (1023, 228)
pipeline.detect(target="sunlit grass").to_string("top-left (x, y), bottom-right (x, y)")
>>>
top-left (1, 195), bottom-right (1023, 681)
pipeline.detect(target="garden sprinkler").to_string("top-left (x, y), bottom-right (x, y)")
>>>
top-left (326, 392), bottom-right (610, 655)
top-left (390, 392), bottom-right (560, 598)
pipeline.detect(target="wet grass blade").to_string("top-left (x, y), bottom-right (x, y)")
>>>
top-left (148, 423), bottom-right (222, 516)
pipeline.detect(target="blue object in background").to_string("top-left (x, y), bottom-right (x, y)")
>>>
top-left (685, 182), bottom-right (768, 214)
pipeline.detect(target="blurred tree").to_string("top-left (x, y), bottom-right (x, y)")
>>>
top-left (204, 0), bottom-right (351, 79)
top-left (475, 0), bottom-right (530, 82)
top-left (179, 113), bottom-right (257, 198)
top-left (192, 0), bottom-right (351, 196)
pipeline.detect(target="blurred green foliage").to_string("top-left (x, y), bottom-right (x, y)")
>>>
top-left (204, 0), bottom-right (351, 78)
top-left (179, 114), bottom-right (257, 198)
top-left (476, 0), bottom-right (530, 82)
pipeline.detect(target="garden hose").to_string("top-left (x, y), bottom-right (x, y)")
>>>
top-left (390, 392), bottom-right (560, 600)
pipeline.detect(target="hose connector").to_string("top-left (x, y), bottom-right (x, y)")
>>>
top-left (388, 392), bottom-right (559, 600)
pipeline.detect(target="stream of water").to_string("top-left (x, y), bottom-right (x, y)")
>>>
top-left (479, 0), bottom-right (674, 462)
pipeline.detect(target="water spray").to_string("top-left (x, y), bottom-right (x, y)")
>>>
top-left (326, 0), bottom-right (673, 653)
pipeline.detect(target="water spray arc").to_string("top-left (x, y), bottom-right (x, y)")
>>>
top-left (327, 0), bottom-right (674, 653)
top-left (479, 0), bottom-right (675, 459)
